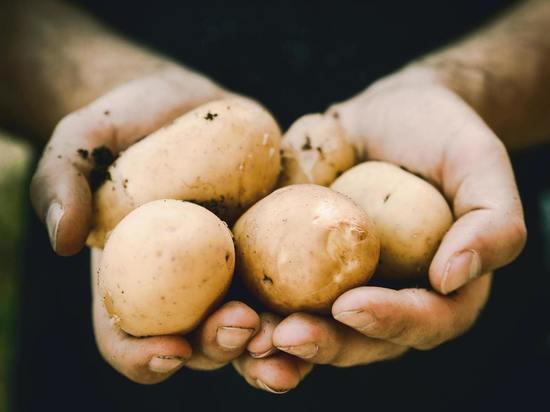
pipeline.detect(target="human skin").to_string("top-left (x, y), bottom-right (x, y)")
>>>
top-left (1, 0), bottom-right (548, 392)
top-left (233, 0), bottom-right (550, 392)
top-left (0, 0), bottom-right (303, 385)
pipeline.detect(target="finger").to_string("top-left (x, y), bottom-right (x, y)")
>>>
top-left (273, 313), bottom-right (407, 367)
top-left (247, 312), bottom-right (282, 358)
top-left (233, 352), bottom-right (313, 394)
top-left (31, 69), bottom-right (223, 255)
top-left (91, 248), bottom-right (192, 384)
top-left (332, 274), bottom-right (492, 350)
top-left (430, 134), bottom-right (526, 294)
top-left (185, 301), bottom-right (260, 370)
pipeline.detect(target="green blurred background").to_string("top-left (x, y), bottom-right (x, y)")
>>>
top-left (0, 132), bottom-right (32, 412)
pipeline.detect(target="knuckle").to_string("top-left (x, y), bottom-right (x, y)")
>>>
top-left (302, 321), bottom-right (328, 343)
top-left (414, 326), bottom-right (449, 350)
top-left (508, 215), bottom-right (527, 255)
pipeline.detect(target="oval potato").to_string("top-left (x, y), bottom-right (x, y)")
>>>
top-left (331, 161), bottom-right (453, 279)
top-left (88, 97), bottom-right (281, 248)
top-left (234, 184), bottom-right (379, 314)
top-left (98, 199), bottom-right (235, 337)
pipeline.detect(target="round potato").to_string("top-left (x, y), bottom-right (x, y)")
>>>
top-left (88, 97), bottom-right (281, 248)
top-left (331, 161), bottom-right (453, 279)
top-left (277, 114), bottom-right (355, 187)
top-left (233, 184), bottom-right (379, 314)
top-left (98, 199), bottom-right (235, 337)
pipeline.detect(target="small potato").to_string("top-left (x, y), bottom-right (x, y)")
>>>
top-left (233, 184), bottom-right (379, 314)
top-left (88, 97), bottom-right (281, 248)
top-left (277, 114), bottom-right (355, 187)
top-left (331, 161), bottom-right (453, 279)
top-left (98, 199), bottom-right (234, 337)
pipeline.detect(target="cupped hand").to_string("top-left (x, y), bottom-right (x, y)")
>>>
top-left (239, 65), bottom-right (526, 391)
top-left (33, 66), bottom-right (270, 384)
top-left (30, 65), bottom-right (225, 256)
top-left (92, 248), bottom-right (261, 384)
top-left (233, 274), bottom-right (491, 391)
top-left (286, 66), bottom-right (526, 295)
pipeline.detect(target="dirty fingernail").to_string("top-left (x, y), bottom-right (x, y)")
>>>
top-left (216, 326), bottom-right (255, 350)
top-left (46, 202), bottom-right (64, 251)
top-left (441, 249), bottom-right (482, 294)
top-left (277, 343), bottom-right (318, 359)
top-left (149, 355), bottom-right (186, 374)
top-left (256, 379), bottom-right (289, 394)
top-left (333, 309), bottom-right (377, 333)
top-left (249, 348), bottom-right (276, 359)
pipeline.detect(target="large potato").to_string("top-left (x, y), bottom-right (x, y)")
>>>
top-left (277, 114), bottom-right (355, 187)
top-left (98, 199), bottom-right (234, 337)
top-left (88, 97), bottom-right (281, 248)
top-left (233, 184), bottom-right (379, 314)
top-left (331, 161), bottom-right (453, 279)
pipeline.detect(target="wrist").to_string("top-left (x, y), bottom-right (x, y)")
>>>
top-left (2, 0), bottom-right (226, 140)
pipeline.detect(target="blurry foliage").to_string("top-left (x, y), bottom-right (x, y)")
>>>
top-left (0, 132), bottom-right (32, 412)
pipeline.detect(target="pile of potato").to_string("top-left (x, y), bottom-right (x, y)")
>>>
top-left (91, 98), bottom-right (452, 337)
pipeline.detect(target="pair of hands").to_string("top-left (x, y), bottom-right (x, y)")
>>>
top-left (31, 65), bottom-right (526, 392)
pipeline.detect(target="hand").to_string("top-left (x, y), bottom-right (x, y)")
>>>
top-left (290, 66), bottom-right (526, 295)
top-left (244, 273), bottom-right (491, 390)
top-left (237, 65), bottom-right (525, 391)
top-left (233, 276), bottom-right (490, 391)
top-left (30, 65), bottom-right (225, 256)
top-left (91, 249), bottom-right (262, 384)
top-left (31, 66), bottom-right (266, 383)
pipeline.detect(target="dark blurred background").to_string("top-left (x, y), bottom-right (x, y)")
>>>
top-left (3, 0), bottom-right (550, 411)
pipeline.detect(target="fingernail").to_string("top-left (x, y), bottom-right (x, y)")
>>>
top-left (148, 355), bottom-right (186, 374)
top-left (277, 343), bottom-right (319, 359)
top-left (216, 326), bottom-right (254, 350)
top-left (333, 309), bottom-right (377, 333)
top-left (249, 348), bottom-right (276, 359)
top-left (441, 249), bottom-right (482, 294)
top-left (46, 202), bottom-right (64, 251)
top-left (256, 379), bottom-right (289, 394)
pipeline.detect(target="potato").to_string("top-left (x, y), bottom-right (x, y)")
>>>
top-left (233, 184), bottom-right (379, 314)
top-left (331, 161), bottom-right (453, 279)
top-left (98, 199), bottom-right (234, 337)
top-left (88, 97), bottom-right (281, 248)
top-left (277, 114), bottom-right (355, 187)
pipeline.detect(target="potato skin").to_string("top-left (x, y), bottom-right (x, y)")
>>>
top-left (88, 97), bottom-right (281, 248)
top-left (331, 161), bottom-right (453, 279)
top-left (233, 184), bottom-right (379, 314)
top-left (277, 114), bottom-right (355, 187)
top-left (98, 199), bottom-right (234, 337)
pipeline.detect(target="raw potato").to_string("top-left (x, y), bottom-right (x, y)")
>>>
top-left (234, 184), bottom-right (379, 314)
top-left (88, 97), bottom-right (281, 248)
top-left (331, 161), bottom-right (453, 279)
top-left (277, 114), bottom-right (355, 187)
top-left (98, 199), bottom-right (234, 337)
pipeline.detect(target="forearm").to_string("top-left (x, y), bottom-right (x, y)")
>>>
top-left (0, 0), bottom-right (224, 141)
top-left (413, 0), bottom-right (550, 150)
